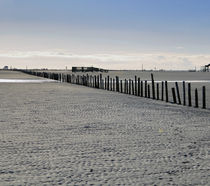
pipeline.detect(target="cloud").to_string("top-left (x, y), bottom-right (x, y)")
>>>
top-left (0, 50), bottom-right (209, 70)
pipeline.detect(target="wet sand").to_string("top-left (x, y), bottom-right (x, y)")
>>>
top-left (0, 71), bottom-right (210, 185)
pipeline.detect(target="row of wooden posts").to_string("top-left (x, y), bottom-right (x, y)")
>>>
top-left (21, 70), bottom-right (207, 109)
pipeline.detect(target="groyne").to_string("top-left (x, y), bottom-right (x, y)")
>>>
top-left (20, 70), bottom-right (207, 109)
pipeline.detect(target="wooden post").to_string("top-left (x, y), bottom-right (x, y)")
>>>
top-left (151, 73), bottom-right (155, 99)
top-left (165, 81), bottom-right (168, 102)
top-left (116, 76), bottom-right (119, 92)
top-left (99, 74), bottom-right (102, 88)
top-left (141, 81), bottom-right (143, 97)
top-left (148, 84), bottom-right (150, 98)
top-left (120, 80), bottom-right (123, 93)
top-left (82, 75), bottom-right (85, 85)
top-left (95, 76), bottom-right (97, 88)
top-left (86, 75), bottom-right (88, 85)
top-left (70, 74), bottom-right (74, 84)
top-left (97, 75), bottom-right (99, 88)
top-left (124, 79), bottom-right (127, 93)
top-left (138, 78), bottom-right (140, 96)
top-left (84, 75), bottom-right (87, 86)
top-left (188, 83), bottom-right (192, 107)
top-left (183, 81), bottom-right (186, 105)
top-left (76, 75), bottom-right (78, 84)
top-left (89, 75), bottom-right (92, 87)
top-left (156, 83), bottom-right (159, 100)
top-left (129, 79), bottom-right (131, 94)
top-left (113, 79), bottom-right (115, 91)
top-left (202, 86), bottom-right (206, 109)
top-left (101, 79), bottom-right (104, 89)
top-left (135, 76), bottom-right (137, 96)
top-left (126, 80), bottom-right (129, 94)
top-left (172, 88), bottom-right (177, 103)
top-left (175, 82), bottom-right (181, 104)
top-left (110, 78), bottom-right (112, 91)
top-left (107, 76), bottom-right (110, 90)
top-left (145, 80), bottom-right (147, 97)
top-left (66, 74), bottom-right (69, 83)
top-left (195, 88), bottom-right (198, 108)
top-left (132, 80), bottom-right (134, 95)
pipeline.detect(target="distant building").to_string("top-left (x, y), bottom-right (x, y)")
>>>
top-left (204, 64), bottom-right (210, 72)
top-left (72, 66), bottom-right (108, 73)
top-left (3, 66), bottom-right (9, 70)
top-left (201, 64), bottom-right (210, 72)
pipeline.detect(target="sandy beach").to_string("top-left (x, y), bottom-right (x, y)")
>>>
top-left (0, 71), bottom-right (210, 185)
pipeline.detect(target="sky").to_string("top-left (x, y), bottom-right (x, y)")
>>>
top-left (0, 0), bottom-right (210, 70)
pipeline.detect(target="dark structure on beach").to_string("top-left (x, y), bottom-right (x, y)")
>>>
top-left (3, 66), bottom-right (9, 70)
top-left (203, 64), bottom-right (210, 72)
top-left (72, 66), bottom-right (108, 73)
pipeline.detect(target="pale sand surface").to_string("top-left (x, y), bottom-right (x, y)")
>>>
top-left (0, 71), bottom-right (210, 185)
top-left (0, 70), bottom-right (44, 79)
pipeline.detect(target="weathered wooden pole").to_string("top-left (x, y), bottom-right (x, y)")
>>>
top-left (165, 81), bottom-right (168, 102)
top-left (120, 80), bottom-right (123, 93)
top-left (89, 75), bottom-right (91, 86)
top-left (202, 86), bottom-right (206, 109)
top-left (145, 80), bottom-right (147, 97)
top-left (100, 74), bottom-right (102, 88)
top-left (85, 75), bottom-right (87, 86)
top-left (132, 80), bottom-right (135, 95)
top-left (183, 81), bottom-right (186, 105)
top-left (107, 76), bottom-right (110, 90)
top-left (129, 79), bottom-right (131, 94)
top-left (188, 83), bottom-right (192, 107)
top-left (97, 75), bottom-right (100, 88)
top-left (116, 76), bottom-right (119, 92)
top-left (76, 75), bottom-right (78, 84)
top-left (148, 84), bottom-right (150, 98)
top-left (105, 77), bottom-right (107, 89)
top-left (156, 83), bottom-right (159, 100)
top-left (138, 78), bottom-right (140, 96)
top-left (195, 88), bottom-right (198, 108)
top-left (124, 79), bottom-right (127, 93)
top-left (127, 80), bottom-right (129, 94)
top-left (151, 73), bottom-right (155, 99)
top-left (90, 75), bottom-right (92, 86)
top-left (175, 82), bottom-right (181, 104)
top-left (70, 74), bottom-right (72, 83)
top-left (113, 79), bottom-right (115, 91)
top-left (95, 75), bottom-right (97, 88)
top-left (141, 81), bottom-right (143, 97)
top-left (82, 75), bottom-right (85, 85)
top-left (110, 78), bottom-right (112, 91)
top-left (135, 76), bottom-right (137, 96)
top-left (172, 88), bottom-right (177, 103)
top-left (86, 74), bottom-right (88, 86)
top-left (66, 74), bottom-right (69, 83)
top-left (101, 79), bottom-right (104, 89)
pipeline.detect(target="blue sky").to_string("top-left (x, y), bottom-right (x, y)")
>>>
top-left (0, 0), bottom-right (210, 70)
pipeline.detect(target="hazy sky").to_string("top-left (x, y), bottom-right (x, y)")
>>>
top-left (0, 0), bottom-right (210, 70)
